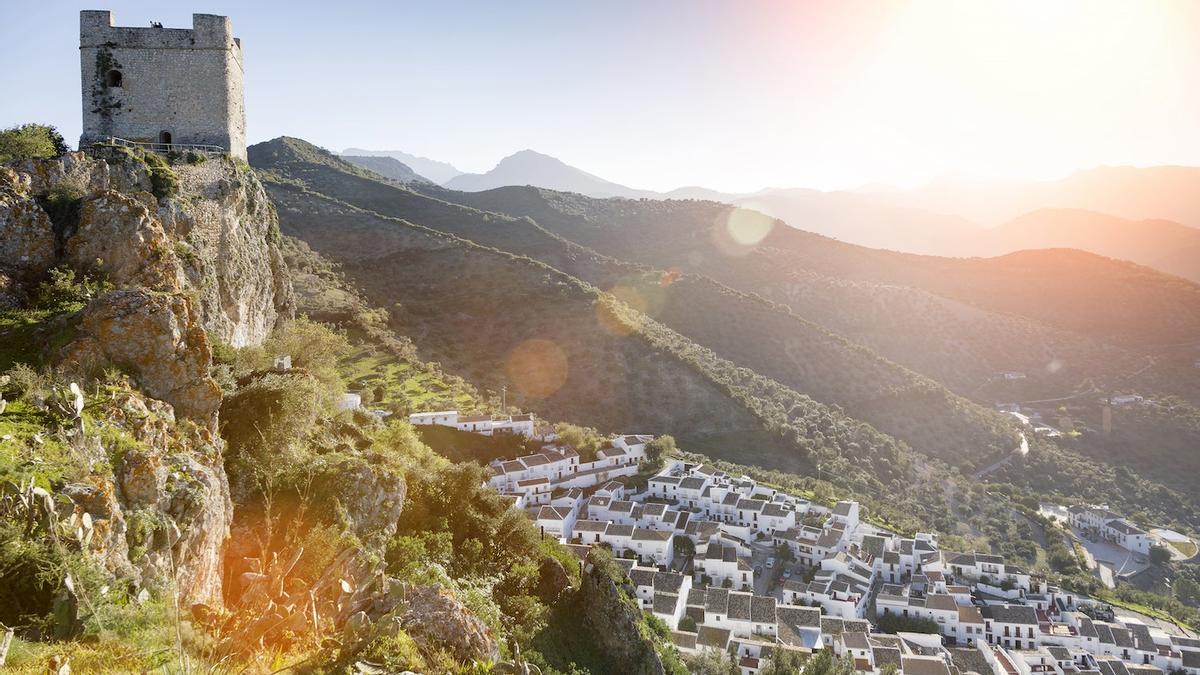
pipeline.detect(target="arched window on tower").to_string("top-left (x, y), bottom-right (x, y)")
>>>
top-left (105, 69), bottom-right (123, 88)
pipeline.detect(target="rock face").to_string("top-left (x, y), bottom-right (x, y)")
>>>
top-left (62, 289), bottom-right (222, 425)
top-left (0, 168), bottom-right (57, 285)
top-left (0, 150), bottom-right (292, 605)
top-left (1, 152), bottom-right (292, 346)
top-left (66, 191), bottom-right (184, 291)
top-left (402, 584), bottom-right (499, 665)
top-left (50, 388), bottom-right (233, 605)
top-left (162, 159), bottom-right (294, 347)
top-left (579, 564), bottom-right (666, 675)
top-left (536, 555), bottom-right (572, 604)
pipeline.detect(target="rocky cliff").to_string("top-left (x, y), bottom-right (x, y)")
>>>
top-left (0, 148), bottom-right (292, 605)
top-left (578, 560), bottom-right (667, 675)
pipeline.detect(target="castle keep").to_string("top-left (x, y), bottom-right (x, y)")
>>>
top-left (79, 11), bottom-right (247, 159)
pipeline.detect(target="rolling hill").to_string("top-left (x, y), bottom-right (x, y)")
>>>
top-left (445, 188), bottom-right (1200, 349)
top-left (869, 165), bottom-right (1200, 227)
top-left (249, 135), bottom-right (1200, 538)
top-left (978, 209), bottom-right (1200, 283)
top-left (249, 137), bottom-right (1029, 471)
top-left (340, 154), bottom-right (433, 184)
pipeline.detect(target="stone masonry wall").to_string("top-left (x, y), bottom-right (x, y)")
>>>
top-left (79, 11), bottom-right (246, 159)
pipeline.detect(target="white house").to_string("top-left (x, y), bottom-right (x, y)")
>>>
top-left (535, 504), bottom-right (578, 541)
top-left (982, 604), bottom-right (1040, 650)
top-left (409, 410), bottom-right (459, 427)
top-left (696, 542), bottom-right (754, 591)
top-left (1067, 506), bottom-right (1151, 555)
top-left (830, 501), bottom-right (860, 531)
top-left (631, 527), bottom-right (675, 568)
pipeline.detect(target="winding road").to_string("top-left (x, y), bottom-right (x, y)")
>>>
top-left (974, 433), bottom-right (1029, 481)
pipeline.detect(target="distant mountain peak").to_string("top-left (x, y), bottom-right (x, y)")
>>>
top-left (341, 147), bottom-right (463, 185)
top-left (444, 149), bottom-right (655, 199)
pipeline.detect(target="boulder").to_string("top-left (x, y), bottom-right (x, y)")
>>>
top-left (402, 585), bottom-right (499, 665)
top-left (536, 556), bottom-right (572, 604)
top-left (315, 456), bottom-right (406, 541)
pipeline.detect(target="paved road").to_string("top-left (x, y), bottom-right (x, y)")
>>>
top-left (1066, 524), bottom-right (1148, 588)
top-left (974, 433), bottom-right (1029, 480)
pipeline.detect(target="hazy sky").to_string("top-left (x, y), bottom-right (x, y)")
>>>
top-left (4, 0), bottom-right (1199, 192)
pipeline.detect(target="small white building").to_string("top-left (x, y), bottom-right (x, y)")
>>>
top-left (1067, 506), bottom-right (1151, 555)
top-left (338, 392), bottom-right (362, 411)
top-left (632, 527), bottom-right (676, 568)
top-left (409, 410), bottom-right (459, 426)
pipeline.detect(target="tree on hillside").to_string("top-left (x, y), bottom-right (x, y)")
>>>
top-left (776, 542), bottom-right (796, 564)
top-left (760, 648), bottom-right (810, 675)
top-left (1175, 577), bottom-right (1200, 604)
top-left (673, 535), bottom-right (695, 560)
top-left (684, 648), bottom-right (738, 675)
top-left (1150, 545), bottom-right (1171, 567)
top-left (554, 422), bottom-right (606, 461)
top-left (645, 435), bottom-right (676, 470)
top-left (0, 123), bottom-right (68, 163)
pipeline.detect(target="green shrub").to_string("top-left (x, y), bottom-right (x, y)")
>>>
top-left (0, 521), bottom-right (69, 629)
top-left (876, 612), bottom-right (939, 634)
top-left (0, 123), bottom-right (68, 163)
top-left (33, 266), bottom-right (111, 313)
top-left (37, 176), bottom-right (88, 238)
top-left (357, 631), bottom-right (426, 673)
top-left (219, 371), bottom-right (327, 499)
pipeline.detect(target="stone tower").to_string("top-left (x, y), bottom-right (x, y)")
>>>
top-left (79, 11), bottom-right (247, 159)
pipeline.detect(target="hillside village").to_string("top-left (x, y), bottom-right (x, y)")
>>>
top-left (429, 410), bottom-right (1200, 675)
top-left (3, 5), bottom-right (1200, 675)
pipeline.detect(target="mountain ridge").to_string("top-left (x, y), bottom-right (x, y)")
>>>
top-left (342, 147), bottom-right (464, 184)
top-left (343, 147), bottom-right (1200, 279)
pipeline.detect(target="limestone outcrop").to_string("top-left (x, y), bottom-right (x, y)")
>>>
top-left (0, 167), bottom-right (56, 307)
top-left (1, 151), bottom-right (292, 346)
top-left (59, 388), bottom-right (233, 604)
top-left (0, 149), bottom-right (292, 606)
top-left (578, 561), bottom-right (667, 675)
top-left (400, 584), bottom-right (500, 664)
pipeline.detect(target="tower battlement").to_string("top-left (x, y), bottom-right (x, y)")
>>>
top-left (79, 10), bottom-right (246, 159)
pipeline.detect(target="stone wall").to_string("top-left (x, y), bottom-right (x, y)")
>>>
top-left (79, 11), bottom-right (246, 158)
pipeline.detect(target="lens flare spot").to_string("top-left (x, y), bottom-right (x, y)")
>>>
top-left (506, 338), bottom-right (568, 399)
top-left (611, 285), bottom-right (647, 313)
top-left (1046, 359), bottom-right (1063, 374)
top-left (712, 207), bottom-right (775, 256)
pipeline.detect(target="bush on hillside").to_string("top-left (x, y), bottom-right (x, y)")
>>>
top-left (876, 612), bottom-right (939, 634)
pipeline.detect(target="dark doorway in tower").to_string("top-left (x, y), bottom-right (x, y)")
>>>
top-left (158, 131), bottom-right (172, 146)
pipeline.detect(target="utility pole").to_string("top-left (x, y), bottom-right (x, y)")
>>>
top-left (501, 385), bottom-right (507, 412)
